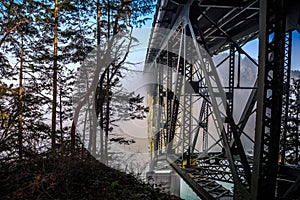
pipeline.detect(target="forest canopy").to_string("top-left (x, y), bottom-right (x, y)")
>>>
top-left (0, 0), bottom-right (154, 161)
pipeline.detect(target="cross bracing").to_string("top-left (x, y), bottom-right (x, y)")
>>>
top-left (145, 0), bottom-right (300, 199)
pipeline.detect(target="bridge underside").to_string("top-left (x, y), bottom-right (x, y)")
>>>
top-left (145, 0), bottom-right (300, 199)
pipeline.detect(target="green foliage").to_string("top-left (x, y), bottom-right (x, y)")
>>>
top-left (111, 180), bottom-right (119, 188)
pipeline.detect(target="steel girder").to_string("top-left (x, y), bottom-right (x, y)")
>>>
top-left (280, 31), bottom-right (292, 165)
top-left (251, 0), bottom-right (287, 199)
top-left (147, 6), bottom-right (253, 199)
top-left (146, 0), bottom-right (299, 199)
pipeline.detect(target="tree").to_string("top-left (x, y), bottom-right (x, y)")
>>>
top-left (51, 0), bottom-right (94, 152)
top-left (0, 0), bottom-right (92, 159)
top-left (94, 0), bottom-right (153, 162)
top-left (71, 0), bottom-right (154, 159)
top-left (0, 0), bottom-right (153, 162)
top-left (51, 0), bottom-right (59, 151)
top-left (33, 0), bottom-right (94, 152)
top-left (284, 78), bottom-right (300, 164)
top-left (0, 0), bottom-right (52, 160)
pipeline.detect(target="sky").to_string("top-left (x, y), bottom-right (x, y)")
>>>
top-left (118, 16), bottom-right (300, 154)
top-left (291, 31), bottom-right (300, 70)
top-left (242, 30), bottom-right (300, 70)
top-left (103, 5), bottom-right (300, 196)
top-left (125, 16), bottom-right (300, 73)
top-left (100, 9), bottom-right (300, 185)
top-left (121, 21), bottom-right (300, 99)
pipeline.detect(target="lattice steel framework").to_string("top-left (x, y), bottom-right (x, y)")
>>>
top-left (146, 0), bottom-right (299, 199)
top-left (251, 0), bottom-right (287, 199)
top-left (280, 31), bottom-right (292, 165)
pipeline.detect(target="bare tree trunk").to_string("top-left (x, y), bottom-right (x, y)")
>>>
top-left (87, 105), bottom-right (92, 152)
top-left (18, 34), bottom-right (24, 160)
top-left (59, 82), bottom-right (64, 153)
top-left (91, 98), bottom-right (97, 156)
top-left (105, 68), bottom-right (110, 164)
top-left (71, 0), bottom-right (134, 157)
top-left (103, 0), bottom-right (111, 165)
top-left (100, 107), bottom-right (104, 159)
top-left (52, 0), bottom-right (59, 152)
top-left (82, 71), bottom-right (89, 151)
top-left (97, 0), bottom-right (104, 160)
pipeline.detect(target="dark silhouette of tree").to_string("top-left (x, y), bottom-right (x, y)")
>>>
top-left (71, 0), bottom-right (154, 160)
top-left (0, 0), bottom-right (153, 163)
top-left (0, 0), bottom-right (94, 159)
top-left (0, 0), bottom-right (53, 160)
top-left (284, 78), bottom-right (300, 164)
top-left (94, 0), bottom-right (153, 163)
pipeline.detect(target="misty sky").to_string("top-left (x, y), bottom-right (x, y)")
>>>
top-left (118, 19), bottom-right (300, 154)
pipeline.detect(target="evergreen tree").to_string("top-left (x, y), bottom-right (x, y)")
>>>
top-left (284, 78), bottom-right (300, 164)
top-left (93, 0), bottom-right (153, 162)
top-left (0, 0), bottom-right (91, 159)
top-left (71, 0), bottom-right (154, 159)
top-left (0, 0), bottom-right (154, 161)
top-left (0, 0), bottom-right (52, 160)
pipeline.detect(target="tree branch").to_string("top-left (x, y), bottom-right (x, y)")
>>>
top-left (0, 19), bottom-right (30, 48)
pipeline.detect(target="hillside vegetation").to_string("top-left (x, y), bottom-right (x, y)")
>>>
top-left (0, 149), bottom-right (180, 200)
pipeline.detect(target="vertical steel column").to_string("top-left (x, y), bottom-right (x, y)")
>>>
top-left (251, 0), bottom-right (286, 199)
top-left (160, 53), bottom-right (169, 150)
top-left (294, 82), bottom-right (300, 163)
top-left (166, 43), bottom-right (173, 152)
top-left (280, 31), bottom-right (292, 164)
top-left (227, 44), bottom-right (235, 143)
top-left (188, 18), bottom-right (251, 198)
top-left (169, 27), bottom-right (185, 154)
top-left (297, 86), bottom-right (299, 163)
top-left (202, 101), bottom-right (209, 151)
top-left (169, 59), bottom-right (184, 153)
top-left (179, 16), bottom-right (194, 166)
top-left (237, 51), bottom-right (241, 88)
top-left (180, 21), bottom-right (192, 165)
top-left (191, 99), bottom-right (208, 154)
top-left (157, 55), bottom-right (164, 154)
top-left (182, 62), bottom-right (193, 166)
top-left (150, 59), bottom-right (161, 170)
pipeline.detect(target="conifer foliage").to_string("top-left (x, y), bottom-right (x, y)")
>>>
top-left (0, 0), bottom-right (154, 161)
top-left (283, 78), bottom-right (300, 164)
top-left (0, 1), bottom-right (163, 198)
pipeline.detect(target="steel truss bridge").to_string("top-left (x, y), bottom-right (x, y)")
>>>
top-left (145, 0), bottom-right (300, 199)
